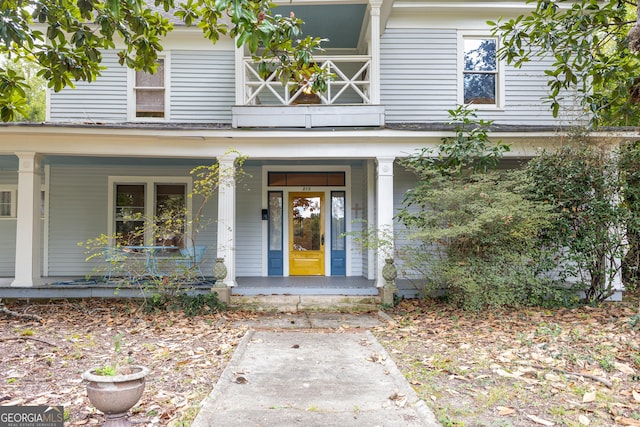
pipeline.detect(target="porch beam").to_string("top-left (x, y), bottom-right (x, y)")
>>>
top-left (12, 152), bottom-right (42, 287)
top-left (375, 156), bottom-right (395, 288)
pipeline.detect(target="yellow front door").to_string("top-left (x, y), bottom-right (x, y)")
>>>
top-left (289, 192), bottom-right (325, 276)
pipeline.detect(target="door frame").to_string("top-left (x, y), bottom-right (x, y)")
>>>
top-left (288, 191), bottom-right (325, 276)
top-left (262, 165), bottom-right (351, 277)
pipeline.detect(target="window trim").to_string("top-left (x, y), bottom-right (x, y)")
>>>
top-left (457, 31), bottom-right (505, 110)
top-left (107, 176), bottom-right (192, 246)
top-left (127, 53), bottom-right (171, 121)
top-left (0, 188), bottom-right (17, 218)
top-left (0, 187), bottom-right (46, 219)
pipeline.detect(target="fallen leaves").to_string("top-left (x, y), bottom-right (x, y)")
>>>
top-left (526, 414), bottom-right (555, 426)
top-left (374, 297), bottom-right (640, 427)
top-left (0, 300), bottom-right (245, 426)
top-left (582, 390), bottom-right (597, 403)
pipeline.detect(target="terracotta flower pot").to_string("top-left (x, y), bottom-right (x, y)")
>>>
top-left (83, 366), bottom-right (149, 427)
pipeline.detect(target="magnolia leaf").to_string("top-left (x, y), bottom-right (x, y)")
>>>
top-left (496, 406), bottom-right (516, 416)
top-left (526, 414), bottom-right (555, 426)
top-left (615, 362), bottom-right (635, 375)
top-left (615, 417), bottom-right (640, 426)
top-left (578, 414), bottom-right (590, 425)
top-left (582, 391), bottom-right (597, 403)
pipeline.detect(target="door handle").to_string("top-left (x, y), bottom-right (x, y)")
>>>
top-left (321, 234), bottom-right (325, 246)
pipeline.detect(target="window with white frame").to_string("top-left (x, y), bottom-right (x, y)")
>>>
top-left (129, 57), bottom-right (169, 120)
top-left (460, 35), bottom-right (502, 107)
top-left (0, 188), bottom-right (45, 218)
top-left (0, 189), bottom-right (15, 218)
top-left (111, 178), bottom-right (190, 246)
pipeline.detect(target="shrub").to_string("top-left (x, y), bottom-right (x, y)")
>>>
top-left (397, 170), bottom-right (562, 311)
top-left (526, 140), bottom-right (630, 303)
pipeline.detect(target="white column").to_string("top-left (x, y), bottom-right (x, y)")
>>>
top-left (375, 156), bottom-right (395, 288)
top-left (12, 152), bottom-right (42, 287)
top-left (217, 154), bottom-right (237, 287)
top-left (369, 0), bottom-right (382, 104)
top-left (234, 39), bottom-right (245, 106)
top-left (366, 160), bottom-right (376, 280)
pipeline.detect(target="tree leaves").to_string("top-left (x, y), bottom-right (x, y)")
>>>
top-left (490, 0), bottom-right (640, 126)
top-left (0, 0), bottom-right (329, 121)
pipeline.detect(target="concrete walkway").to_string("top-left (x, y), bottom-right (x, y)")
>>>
top-left (192, 313), bottom-right (440, 426)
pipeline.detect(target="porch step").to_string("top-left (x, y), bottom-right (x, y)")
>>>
top-left (229, 294), bottom-right (381, 313)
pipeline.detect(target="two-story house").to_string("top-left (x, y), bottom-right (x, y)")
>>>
top-left (0, 0), bottom-right (609, 302)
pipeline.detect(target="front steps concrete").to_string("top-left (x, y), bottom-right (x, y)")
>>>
top-left (229, 294), bottom-right (381, 312)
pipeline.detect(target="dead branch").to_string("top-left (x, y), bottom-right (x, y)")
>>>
top-left (531, 364), bottom-right (613, 388)
top-left (0, 336), bottom-right (57, 347)
top-left (0, 305), bottom-right (43, 322)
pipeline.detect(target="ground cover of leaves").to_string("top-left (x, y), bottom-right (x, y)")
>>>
top-left (374, 296), bottom-right (640, 427)
top-left (0, 300), bottom-right (249, 425)
top-left (1, 297), bottom-right (640, 427)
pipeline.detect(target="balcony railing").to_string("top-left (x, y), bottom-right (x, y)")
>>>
top-left (242, 55), bottom-right (372, 106)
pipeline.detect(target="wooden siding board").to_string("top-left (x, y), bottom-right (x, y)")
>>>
top-left (49, 52), bottom-right (128, 122)
top-left (170, 51), bottom-right (235, 123)
top-left (381, 28), bottom-right (577, 126)
top-left (46, 163), bottom-right (215, 276)
top-left (235, 166), bottom-right (262, 276)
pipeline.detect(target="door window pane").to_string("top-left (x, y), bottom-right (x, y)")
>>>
top-left (269, 192), bottom-right (283, 251)
top-left (331, 192), bottom-right (345, 251)
top-left (292, 196), bottom-right (321, 251)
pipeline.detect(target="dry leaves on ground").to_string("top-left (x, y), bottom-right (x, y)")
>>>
top-left (0, 300), bottom-right (248, 425)
top-left (374, 297), bottom-right (640, 426)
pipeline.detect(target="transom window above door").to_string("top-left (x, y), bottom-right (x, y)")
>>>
top-left (268, 172), bottom-right (345, 186)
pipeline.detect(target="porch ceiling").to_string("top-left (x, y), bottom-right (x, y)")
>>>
top-left (271, 4), bottom-right (367, 51)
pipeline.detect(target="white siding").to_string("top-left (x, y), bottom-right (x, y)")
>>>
top-left (170, 50), bottom-right (235, 123)
top-left (349, 163), bottom-right (364, 276)
top-left (47, 163), bottom-right (217, 276)
top-left (381, 29), bottom-right (458, 123)
top-left (235, 166), bottom-right (262, 276)
top-left (381, 28), bottom-right (579, 126)
top-left (393, 165), bottom-right (421, 280)
top-left (0, 171), bottom-right (17, 275)
top-left (49, 53), bottom-right (128, 122)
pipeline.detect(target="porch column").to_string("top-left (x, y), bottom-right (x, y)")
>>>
top-left (12, 152), bottom-right (42, 287)
top-left (234, 39), bottom-right (245, 106)
top-left (369, 0), bottom-right (382, 104)
top-left (217, 154), bottom-right (237, 287)
top-left (375, 156), bottom-right (395, 288)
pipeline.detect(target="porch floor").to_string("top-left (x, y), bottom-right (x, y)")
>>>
top-left (0, 276), bottom-right (419, 299)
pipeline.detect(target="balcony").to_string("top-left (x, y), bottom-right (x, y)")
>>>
top-left (232, 55), bottom-right (385, 129)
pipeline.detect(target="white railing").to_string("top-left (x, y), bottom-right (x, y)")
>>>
top-left (242, 55), bottom-right (372, 106)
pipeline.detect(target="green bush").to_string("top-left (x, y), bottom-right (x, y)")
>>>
top-left (619, 140), bottom-right (640, 290)
top-left (397, 170), bottom-right (562, 311)
top-left (526, 140), bottom-right (631, 303)
top-left (143, 292), bottom-right (224, 316)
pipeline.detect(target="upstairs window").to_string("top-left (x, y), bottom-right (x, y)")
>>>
top-left (460, 36), bottom-right (502, 107)
top-left (129, 57), bottom-right (169, 120)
